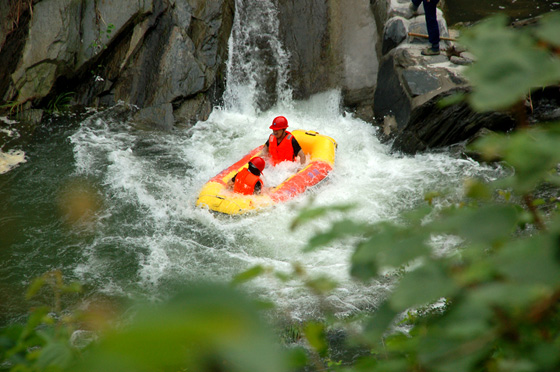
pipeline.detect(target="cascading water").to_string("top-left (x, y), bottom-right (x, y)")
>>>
top-left (223, 0), bottom-right (292, 113)
top-left (0, 0), bottom-right (507, 326)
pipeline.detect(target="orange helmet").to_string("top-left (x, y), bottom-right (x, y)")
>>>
top-left (249, 156), bottom-right (266, 172)
top-left (269, 116), bottom-right (288, 130)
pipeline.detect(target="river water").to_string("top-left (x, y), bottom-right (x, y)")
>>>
top-left (0, 0), bottom-right (511, 327)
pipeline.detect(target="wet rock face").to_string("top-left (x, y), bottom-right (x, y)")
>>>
top-left (0, 0), bottom-right (234, 128)
top-left (277, 0), bottom-right (331, 101)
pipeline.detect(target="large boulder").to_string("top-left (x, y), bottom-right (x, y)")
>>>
top-left (391, 88), bottom-right (516, 154)
top-left (370, 0), bottom-right (518, 154)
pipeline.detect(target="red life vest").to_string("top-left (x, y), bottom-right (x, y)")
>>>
top-left (268, 131), bottom-right (295, 165)
top-left (233, 168), bottom-right (262, 195)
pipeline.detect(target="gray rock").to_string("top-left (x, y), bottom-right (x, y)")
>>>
top-left (460, 51), bottom-right (476, 62)
top-left (133, 103), bottom-right (175, 131)
top-left (402, 69), bottom-right (440, 96)
top-left (150, 27), bottom-right (206, 106)
top-left (391, 88), bottom-right (517, 154)
top-left (175, 93), bottom-right (213, 126)
top-left (450, 56), bottom-right (472, 65)
top-left (382, 17), bottom-right (409, 55)
top-left (374, 50), bottom-right (412, 130)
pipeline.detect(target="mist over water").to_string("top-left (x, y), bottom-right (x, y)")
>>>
top-left (0, 0), bottom-right (508, 324)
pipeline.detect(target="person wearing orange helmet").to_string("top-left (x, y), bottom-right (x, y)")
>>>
top-left (260, 116), bottom-right (306, 166)
top-left (227, 156), bottom-right (266, 195)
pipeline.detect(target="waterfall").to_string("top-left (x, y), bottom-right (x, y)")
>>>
top-left (223, 0), bottom-right (293, 114)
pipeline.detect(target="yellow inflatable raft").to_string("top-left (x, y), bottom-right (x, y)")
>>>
top-left (196, 130), bottom-right (337, 215)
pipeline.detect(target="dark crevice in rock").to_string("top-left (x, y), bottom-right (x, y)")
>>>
top-left (0, 12), bottom-right (30, 105)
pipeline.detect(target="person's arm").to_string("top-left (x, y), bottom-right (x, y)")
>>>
top-left (291, 137), bottom-right (306, 165)
top-left (254, 180), bottom-right (262, 195)
top-left (297, 149), bottom-right (306, 165)
top-left (227, 174), bottom-right (237, 189)
top-left (257, 139), bottom-right (270, 159)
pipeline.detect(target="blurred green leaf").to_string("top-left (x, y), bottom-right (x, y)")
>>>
top-left (26, 277), bottom-right (47, 299)
top-left (454, 250), bottom-right (496, 286)
top-left (351, 223), bottom-right (430, 281)
top-left (464, 178), bottom-right (492, 200)
top-left (304, 322), bottom-right (328, 357)
top-left (305, 275), bottom-right (337, 295)
top-left (290, 203), bottom-right (356, 230)
top-left (304, 219), bottom-right (366, 252)
top-left (437, 92), bottom-right (466, 108)
top-left (72, 283), bottom-right (289, 372)
top-left (231, 265), bottom-right (266, 286)
top-left (461, 14), bottom-right (560, 111)
top-left (433, 204), bottom-right (519, 245)
top-left (471, 282), bottom-right (545, 309)
top-left (62, 282), bottom-right (83, 294)
top-left (492, 234), bottom-right (560, 287)
top-left (370, 358), bottom-right (409, 372)
top-left (438, 297), bottom-right (493, 339)
top-left (531, 342), bottom-right (560, 370)
top-left (471, 125), bottom-right (560, 194)
top-left (390, 261), bottom-right (459, 311)
top-left (417, 333), bottom-right (489, 372)
top-left (363, 301), bottom-right (398, 344)
top-left (533, 12), bottom-right (560, 48)
top-left (36, 341), bottom-right (74, 370)
top-left (497, 359), bottom-right (537, 372)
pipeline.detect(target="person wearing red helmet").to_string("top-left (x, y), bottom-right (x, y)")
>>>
top-left (228, 156), bottom-right (266, 195)
top-left (260, 116), bottom-right (306, 166)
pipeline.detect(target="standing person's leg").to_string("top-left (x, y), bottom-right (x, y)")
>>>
top-left (410, 0), bottom-right (422, 12)
top-left (422, 0), bottom-right (440, 54)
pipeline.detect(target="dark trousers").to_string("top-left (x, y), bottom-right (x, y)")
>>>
top-left (411, 0), bottom-right (440, 49)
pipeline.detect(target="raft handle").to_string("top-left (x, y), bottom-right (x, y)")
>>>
top-left (305, 131), bottom-right (318, 136)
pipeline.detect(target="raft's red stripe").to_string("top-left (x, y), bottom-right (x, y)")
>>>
top-left (270, 161), bottom-right (332, 202)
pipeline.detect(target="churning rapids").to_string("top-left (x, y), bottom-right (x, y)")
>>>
top-left (0, 0), bottom-right (508, 326)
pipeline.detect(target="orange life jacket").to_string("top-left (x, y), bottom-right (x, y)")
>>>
top-left (233, 168), bottom-right (262, 195)
top-left (268, 131), bottom-right (295, 165)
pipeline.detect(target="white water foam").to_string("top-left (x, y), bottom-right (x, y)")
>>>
top-left (68, 90), bottom-right (504, 319)
top-left (67, 0), bottom-right (506, 319)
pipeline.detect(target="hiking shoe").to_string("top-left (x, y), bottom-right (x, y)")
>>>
top-left (421, 47), bottom-right (440, 56)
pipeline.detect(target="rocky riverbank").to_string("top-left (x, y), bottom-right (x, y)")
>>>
top-left (1, 0), bottom-right (558, 157)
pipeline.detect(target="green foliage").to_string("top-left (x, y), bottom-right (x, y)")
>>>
top-left (70, 283), bottom-right (291, 372)
top-left (0, 101), bottom-right (25, 117)
top-left (460, 14), bottom-right (560, 111)
top-left (0, 271), bottom-right (82, 372)
top-left (46, 92), bottom-right (75, 114)
top-left (471, 125), bottom-right (560, 194)
top-left (88, 23), bottom-right (115, 53)
top-left (286, 12), bottom-right (560, 372)
top-left (284, 120), bottom-right (560, 371)
top-left (1, 279), bottom-right (297, 372)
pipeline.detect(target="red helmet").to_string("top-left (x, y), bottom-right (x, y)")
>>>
top-left (269, 116), bottom-right (288, 130)
top-left (249, 156), bottom-right (265, 172)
